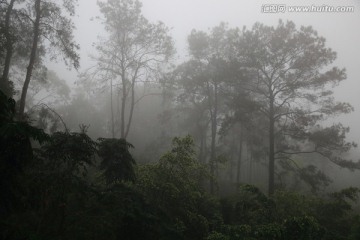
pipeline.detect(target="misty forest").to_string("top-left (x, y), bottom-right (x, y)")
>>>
top-left (1, 0), bottom-right (360, 239)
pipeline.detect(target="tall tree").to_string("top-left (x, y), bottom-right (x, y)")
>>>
top-left (0, 0), bottom-right (16, 96)
top-left (237, 20), bottom-right (356, 195)
top-left (87, 0), bottom-right (174, 139)
top-left (18, 0), bottom-right (79, 118)
top-left (174, 24), bottom-right (238, 193)
top-left (0, 0), bottom-right (33, 97)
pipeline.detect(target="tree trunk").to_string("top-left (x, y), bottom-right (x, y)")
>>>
top-left (210, 117), bottom-right (216, 194)
top-left (236, 128), bottom-right (243, 185)
top-left (209, 83), bottom-right (218, 194)
top-left (248, 139), bottom-right (253, 184)
top-left (19, 0), bottom-right (41, 118)
top-left (1, 0), bottom-right (16, 96)
top-left (120, 77), bottom-right (126, 138)
top-left (268, 96), bottom-right (275, 195)
top-left (110, 78), bottom-right (115, 138)
top-left (229, 133), bottom-right (236, 183)
top-left (199, 132), bottom-right (204, 162)
top-left (198, 125), bottom-right (206, 163)
top-left (125, 79), bottom-right (136, 139)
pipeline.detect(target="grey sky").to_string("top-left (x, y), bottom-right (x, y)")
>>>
top-left (47, 0), bottom-right (360, 146)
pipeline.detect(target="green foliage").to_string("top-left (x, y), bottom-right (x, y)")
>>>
top-left (31, 129), bottom-right (97, 203)
top-left (98, 138), bottom-right (136, 185)
top-left (272, 191), bottom-right (318, 219)
top-left (0, 90), bottom-right (48, 144)
top-left (0, 114), bottom-right (98, 240)
top-left (330, 187), bottom-right (360, 202)
top-left (1, 120), bottom-right (359, 240)
top-left (158, 136), bottom-right (206, 186)
top-left (226, 185), bottom-right (276, 226)
top-left (283, 216), bottom-right (324, 240)
top-left (273, 188), bottom-right (360, 240)
top-left (254, 223), bottom-right (283, 240)
top-left (207, 231), bottom-right (231, 240)
top-left (215, 185), bottom-right (360, 240)
top-left (64, 183), bottom-right (172, 240)
top-left (137, 135), bottom-right (215, 239)
top-left (278, 160), bottom-right (333, 193)
top-left (349, 216), bottom-right (360, 240)
top-left (218, 224), bottom-right (253, 240)
top-left (0, 90), bottom-right (49, 217)
top-left (137, 135), bottom-right (207, 200)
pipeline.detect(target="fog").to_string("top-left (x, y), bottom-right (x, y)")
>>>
top-left (48, 0), bottom-right (360, 143)
top-left (42, 0), bottom-right (360, 194)
top-left (2, 0), bottom-right (360, 238)
top-left (34, 0), bottom-right (360, 194)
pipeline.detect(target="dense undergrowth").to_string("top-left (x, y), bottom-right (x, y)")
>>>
top-left (1, 90), bottom-right (360, 240)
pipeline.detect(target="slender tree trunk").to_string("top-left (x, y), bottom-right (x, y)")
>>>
top-left (202, 127), bottom-right (208, 163)
top-left (236, 127), bottom-right (243, 185)
top-left (19, 0), bottom-right (41, 118)
top-left (199, 133), bottom-right (204, 162)
top-left (209, 82), bottom-right (218, 194)
top-left (110, 78), bottom-right (115, 138)
top-left (229, 156), bottom-right (234, 182)
top-left (1, 0), bottom-right (16, 96)
top-left (248, 139), bottom-right (253, 184)
top-left (124, 65), bottom-right (141, 139)
top-left (116, 87), bottom-right (121, 135)
top-left (210, 117), bottom-right (216, 194)
top-left (125, 80), bottom-right (135, 138)
top-left (229, 133), bottom-right (236, 183)
top-left (196, 124), bottom-right (207, 190)
top-left (198, 125), bottom-right (205, 163)
top-left (120, 77), bottom-right (126, 138)
top-left (268, 95), bottom-right (275, 195)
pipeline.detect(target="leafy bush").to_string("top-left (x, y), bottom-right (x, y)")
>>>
top-left (98, 138), bottom-right (136, 185)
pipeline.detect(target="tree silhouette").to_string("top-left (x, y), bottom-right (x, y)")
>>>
top-left (98, 138), bottom-right (136, 185)
top-left (237, 20), bottom-right (356, 194)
